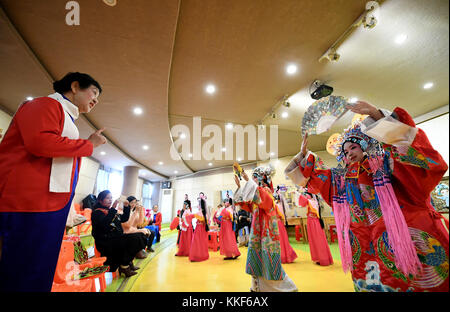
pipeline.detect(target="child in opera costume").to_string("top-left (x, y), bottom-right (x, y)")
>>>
top-left (302, 193), bottom-right (333, 266)
top-left (175, 200), bottom-right (194, 257)
top-left (285, 101), bottom-right (449, 292)
top-left (275, 198), bottom-right (298, 264)
top-left (189, 196), bottom-right (210, 262)
top-left (234, 166), bottom-right (298, 292)
top-left (219, 202), bottom-right (241, 260)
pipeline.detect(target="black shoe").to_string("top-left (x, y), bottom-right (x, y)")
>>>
top-left (224, 257), bottom-right (233, 260)
top-left (129, 262), bottom-right (140, 271)
top-left (148, 248), bottom-right (155, 252)
top-left (119, 266), bottom-right (137, 277)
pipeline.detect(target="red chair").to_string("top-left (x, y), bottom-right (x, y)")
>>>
top-left (208, 231), bottom-right (219, 251)
top-left (94, 245), bottom-right (119, 280)
top-left (63, 235), bottom-right (108, 291)
top-left (329, 225), bottom-right (338, 243)
top-left (52, 240), bottom-right (107, 292)
top-left (295, 225), bottom-right (303, 241)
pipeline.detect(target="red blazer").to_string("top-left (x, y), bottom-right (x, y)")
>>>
top-left (0, 97), bottom-right (93, 213)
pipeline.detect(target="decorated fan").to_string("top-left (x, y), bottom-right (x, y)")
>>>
top-left (301, 95), bottom-right (349, 136)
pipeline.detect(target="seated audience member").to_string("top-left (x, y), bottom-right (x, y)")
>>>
top-left (122, 196), bottom-right (156, 252)
top-left (91, 190), bottom-right (150, 277)
top-left (147, 204), bottom-right (162, 242)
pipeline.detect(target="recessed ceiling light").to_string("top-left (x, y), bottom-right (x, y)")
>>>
top-left (188, 153), bottom-right (193, 158)
top-left (226, 123), bottom-right (233, 130)
top-left (349, 97), bottom-right (358, 103)
top-left (423, 82), bottom-right (434, 89)
top-left (286, 64), bottom-right (298, 75)
top-left (103, 0), bottom-right (117, 6)
top-left (237, 157), bottom-right (242, 162)
top-left (26, 96), bottom-right (34, 101)
top-left (208, 162), bottom-right (213, 166)
top-left (395, 34), bottom-right (407, 45)
top-left (180, 133), bottom-right (186, 139)
top-left (158, 161), bottom-right (163, 165)
top-left (281, 111), bottom-right (288, 118)
top-left (100, 151), bottom-right (106, 155)
top-left (221, 147), bottom-right (226, 152)
top-left (205, 84), bottom-right (216, 94)
top-left (142, 145), bottom-right (149, 150)
top-left (133, 107), bottom-right (143, 115)
top-left (259, 140), bottom-right (265, 146)
top-left (174, 170), bottom-right (178, 174)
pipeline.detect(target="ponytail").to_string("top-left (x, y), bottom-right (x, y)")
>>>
top-left (200, 198), bottom-right (209, 232)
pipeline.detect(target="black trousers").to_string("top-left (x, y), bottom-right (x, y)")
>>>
top-left (95, 232), bottom-right (147, 272)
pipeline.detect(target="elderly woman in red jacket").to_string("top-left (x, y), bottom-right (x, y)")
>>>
top-left (0, 72), bottom-right (106, 292)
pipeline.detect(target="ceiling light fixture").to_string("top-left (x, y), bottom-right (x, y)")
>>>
top-left (286, 64), bottom-right (298, 75)
top-left (281, 111), bottom-right (288, 118)
top-left (319, 1), bottom-right (380, 63)
top-left (395, 34), bottom-right (407, 45)
top-left (103, 0), bottom-right (117, 6)
top-left (208, 162), bottom-right (213, 166)
top-left (133, 107), bottom-right (143, 115)
top-left (205, 84), bottom-right (216, 94)
top-left (100, 151), bottom-right (106, 155)
top-left (180, 133), bottom-right (186, 139)
top-left (226, 123), bottom-right (233, 130)
top-left (259, 140), bottom-right (265, 146)
top-left (349, 97), bottom-right (358, 103)
top-left (423, 82), bottom-right (434, 89)
top-left (237, 158), bottom-right (242, 162)
top-left (142, 145), bottom-right (149, 150)
top-left (174, 170), bottom-right (178, 174)
top-left (158, 161), bottom-right (164, 165)
top-left (221, 147), bottom-right (226, 152)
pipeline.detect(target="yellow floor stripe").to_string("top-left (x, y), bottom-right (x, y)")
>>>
top-left (130, 240), bottom-right (355, 292)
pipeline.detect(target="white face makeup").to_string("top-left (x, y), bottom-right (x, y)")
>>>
top-left (343, 141), bottom-right (364, 164)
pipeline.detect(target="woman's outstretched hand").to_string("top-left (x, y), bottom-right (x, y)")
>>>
top-left (346, 101), bottom-right (383, 121)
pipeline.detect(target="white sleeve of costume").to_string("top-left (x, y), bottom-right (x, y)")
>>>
top-left (361, 109), bottom-right (418, 146)
top-left (234, 178), bottom-right (258, 203)
top-left (284, 151), bottom-right (315, 186)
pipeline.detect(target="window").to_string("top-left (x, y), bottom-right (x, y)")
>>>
top-left (142, 182), bottom-right (153, 210)
top-left (95, 168), bottom-right (109, 196)
top-left (95, 167), bottom-right (123, 200)
top-left (108, 170), bottom-right (123, 200)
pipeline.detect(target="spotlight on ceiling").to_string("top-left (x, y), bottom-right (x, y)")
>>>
top-left (309, 80), bottom-right (333, 100)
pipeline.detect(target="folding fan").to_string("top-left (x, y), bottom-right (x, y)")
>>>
top-left (301, 95), bottom-right (349, 136)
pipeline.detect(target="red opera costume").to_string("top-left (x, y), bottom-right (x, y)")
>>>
top-left (175, 209), bottom-right (194, 257)
top-left (219, 207), bottom-right (241, 259)
top-left (303, 195), bottom-right (333, 266)
top-left (275, 204), bottom-right (297, 264)
top-left (286, 107), bottom-right (449, 292)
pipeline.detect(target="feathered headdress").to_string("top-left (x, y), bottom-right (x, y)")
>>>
top-left (326, 121), bottom-right (379, 162)
top-left (252, 165), bottom-right (276, 192)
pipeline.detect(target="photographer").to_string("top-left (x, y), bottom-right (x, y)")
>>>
top-left (91, 190), bottom-right (148, 277)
